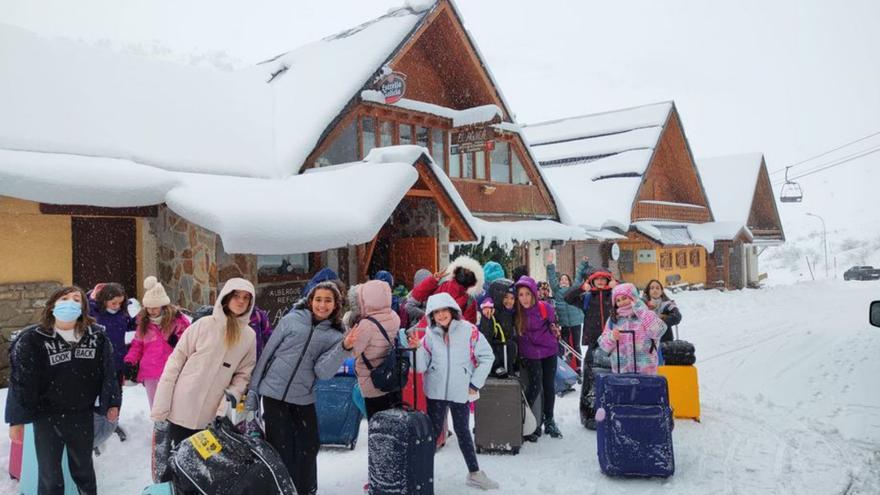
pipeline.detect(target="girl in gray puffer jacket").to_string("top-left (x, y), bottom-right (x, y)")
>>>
top-left (246, 281), bottom-right (352, 495)
top-left (409, 292), bottom-right (499, 491)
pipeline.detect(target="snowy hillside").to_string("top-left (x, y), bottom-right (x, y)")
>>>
top-left (1, 281), bottom-right (878, 494)
top-left (764, 150), bottom-right (880, 284)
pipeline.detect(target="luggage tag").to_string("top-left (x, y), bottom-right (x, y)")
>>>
top-left (190, 430), bottom-right (223, 460)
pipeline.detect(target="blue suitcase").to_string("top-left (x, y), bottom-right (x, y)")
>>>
top-left (555, 356), bottom-right (578, 396)
top-left (315, 375), bottom-right (362, 449)
top-left (594, 330), bottom-right (674, 478)
top-left (142, 482), bottom-right (175, 494)
top-left (368, 348), bottom-right (434, 495)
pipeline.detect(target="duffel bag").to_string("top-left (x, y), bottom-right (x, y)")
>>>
top-left (661, 340), bottom-right (696, 365)
top-left (172, 417), bottom-right (296, 494)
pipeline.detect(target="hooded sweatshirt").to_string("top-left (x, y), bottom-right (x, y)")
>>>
top-left (352, 280), bottom-right (401, 398)
top-left (514, 276), bottom-right (559, 360)
top-left (413, 293), bottom-right (494, 404)
top-left (150, 278), bottom-right (257, 430)
top-left (403, 268), bottom-right (433, 328)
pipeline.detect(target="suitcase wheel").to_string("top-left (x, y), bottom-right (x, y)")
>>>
top-left (475, 446), bottom-right (483, 454)
top-left (348, 439), bottom-right (357, 450)
top-left (512, 447), bottom-right (520, 455)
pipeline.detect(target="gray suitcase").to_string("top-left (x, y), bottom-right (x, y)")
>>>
top-left (474, 378), bottom-right (524, 454)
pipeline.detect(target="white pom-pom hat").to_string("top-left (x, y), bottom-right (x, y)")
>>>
top-left (142, 275), bottom-right (171, 308)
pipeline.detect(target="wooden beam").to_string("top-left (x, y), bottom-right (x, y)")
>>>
top-left (39, 204), bottom-right (159, 217)
top-left (405, 189), bottom-right (434, 198)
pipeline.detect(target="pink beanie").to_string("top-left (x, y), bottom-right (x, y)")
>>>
top-left (611, 283), bottom-right (638, 302)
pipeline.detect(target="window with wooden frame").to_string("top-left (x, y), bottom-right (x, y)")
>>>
top-left (358, 114), bottom-right (448, 171)
top-left (689, 249), bottom-right (701, 267)
top-left (316, 119), bottom-right (357, 167)
top-left (659, 251), bottom-right (673, 270)
top-left (675, 250), bottom-right (688, 268)
top-left (257, 253), bottom-right (320, 283)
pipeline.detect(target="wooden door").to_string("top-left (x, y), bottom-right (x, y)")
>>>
top-left (72, 217), bottom-right (137, 298)
top-left (390, 237), bottom-right (438, 290)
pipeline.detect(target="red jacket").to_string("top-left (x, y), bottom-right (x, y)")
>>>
top-left (411, 276), bottom-right (477, 324)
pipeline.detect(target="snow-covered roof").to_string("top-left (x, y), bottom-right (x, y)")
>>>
top-left (0, 3), bottom-right (433, 179)
top-left (539, 150), bottom-right (652, 229)
top-left (370, 146), bottom-right (586, 247)
top-left (696, 153), bottom-right (765, 225)
top-left (0, 146), bottom-right (427, 254)
top-left (688, 222), bottom-right (754, 251)
top-left (522, 102), bottom-right (672, 165)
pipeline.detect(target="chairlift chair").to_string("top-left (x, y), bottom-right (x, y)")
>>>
top-left (780, 166), bottom-right (803, 203)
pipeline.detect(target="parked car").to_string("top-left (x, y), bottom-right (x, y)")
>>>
top-left (871, 301), bottom-right (880, 327)
top-left (843, 266), bottom-right (880, 281)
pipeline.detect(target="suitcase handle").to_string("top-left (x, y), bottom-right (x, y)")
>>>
top-left (614, 329), bottom-right (637, 373)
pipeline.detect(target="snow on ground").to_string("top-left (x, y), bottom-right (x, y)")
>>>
top-left (1, 282), bottom-right (879, 494)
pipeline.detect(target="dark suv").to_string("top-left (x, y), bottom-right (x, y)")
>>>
top-left (843, 266), bottom-right (880, 281)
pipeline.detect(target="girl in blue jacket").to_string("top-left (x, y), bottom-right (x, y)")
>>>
top-left (409, 292), bottom-right (499, 491)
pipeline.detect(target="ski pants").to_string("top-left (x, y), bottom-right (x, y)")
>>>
top-left (523, 355), bottom-right (557, 421)
top-left (262, 396), bottom-right (320, 495)
top-left (33, 411), bottom-right (96, 495)
top-left (426, 399), bottom-right (479, 473)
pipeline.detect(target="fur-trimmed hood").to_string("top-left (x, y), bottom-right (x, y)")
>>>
top-left (442, 255), bottom-right (484, 297)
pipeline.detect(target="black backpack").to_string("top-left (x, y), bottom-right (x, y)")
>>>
top-left (361, 316), bottom-right (410, 393)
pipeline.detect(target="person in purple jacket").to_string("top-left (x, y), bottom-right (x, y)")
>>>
top-left (249, 305), bottom-right (273, 360)
top-left (87, 282), bottom-right (134, 441)
top-left (514, 276), bottom-right (563, 441)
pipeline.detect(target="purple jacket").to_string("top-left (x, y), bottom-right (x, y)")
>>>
top-left (88, 295), bottom-right (135, 374)
top-left (514, 277), bottom-right (558, 360)
top-left (249, 307), bottom-right (274, 360)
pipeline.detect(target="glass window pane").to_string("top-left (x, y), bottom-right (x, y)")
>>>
top-left (380, 121), bottom-right (393, 147)
top-left (490, 141), bottom-right (511, 183)
top-left (512, 150), bottom-right (530, 184)
top-left (416, 126), bottom-right (429, 149)
top-left (431, 129), bottom-right (444, 168)
top-left (362, 116), bottom-right (376, 158)
top-left (475, 151), bottom-right (486, 179)
top-left (316, 119), bottom-right (357, 167)
top-left (449, 149), bottom-right (461, 178)
top-left (462, 153), bottom-right (474, 179)
top-left (257, 254), bottom-right (310, 278)
top-left (399, 124), bottom-right (413, 145)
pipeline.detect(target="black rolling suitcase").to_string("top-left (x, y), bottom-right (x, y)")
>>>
top-left (368, 348), bottom-right (434, 495)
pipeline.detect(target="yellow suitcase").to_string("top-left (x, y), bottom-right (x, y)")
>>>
top-left (657, 365), bottom-right (701, 421)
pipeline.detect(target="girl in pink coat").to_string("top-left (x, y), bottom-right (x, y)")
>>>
top-left (123, 276), bottom-right (190, 407)
top-left (598, 283), bottom-right (667, 375)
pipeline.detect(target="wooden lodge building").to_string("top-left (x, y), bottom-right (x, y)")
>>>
top-left (524, 102), bottom-right (784, 289)
top-left (0, 0), bottom-right (584, 357)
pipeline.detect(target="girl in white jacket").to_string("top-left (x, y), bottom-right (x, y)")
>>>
top-left (409, 292), bottom-right (499, 491)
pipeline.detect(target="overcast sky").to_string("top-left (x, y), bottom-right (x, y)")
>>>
top-left (2, 0), bottom-right (878, 235)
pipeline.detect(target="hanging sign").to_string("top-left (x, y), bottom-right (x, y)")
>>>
top-left (451, 126), bottom-right (496, 154)
top-left (376, 72), bottom-right (407, 104)
top-left (611, 243), bottom-right (621, 261)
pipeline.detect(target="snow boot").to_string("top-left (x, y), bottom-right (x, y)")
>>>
top-left (543, 417), bottom-right (563, 439)
top-left (466, 470), bottom-right (500, 490)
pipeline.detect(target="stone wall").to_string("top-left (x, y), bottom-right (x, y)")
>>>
top-left (151, 207), bottom-right (218, 311)
top-left (150, 207), bottom-right (259, 311)
top-left (0, 281), bottom-right (63, 386)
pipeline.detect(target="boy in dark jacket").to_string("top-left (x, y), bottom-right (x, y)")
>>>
top-left (564, 258), bottom-right (617, 362)
top-left (478, 278), bottom-right (517, 377)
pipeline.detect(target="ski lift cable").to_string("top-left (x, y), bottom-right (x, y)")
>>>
top-left (771, 146), bottom-right (880, 186)
top-left (771, 144), bottom-right (880, 184)
top-left (769, 130), bottom-right (880, 175)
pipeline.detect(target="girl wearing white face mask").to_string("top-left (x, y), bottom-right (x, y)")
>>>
top-left (123, 276), bottom-right (190, 408)
top-left (5, 286), bottom-right (121, 495)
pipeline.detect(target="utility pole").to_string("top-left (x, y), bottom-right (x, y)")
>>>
top-left (806, 213), bottom-right (829, 279)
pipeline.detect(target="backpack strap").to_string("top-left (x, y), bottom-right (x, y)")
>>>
top-left (360, 316), bottom-right (392, 371)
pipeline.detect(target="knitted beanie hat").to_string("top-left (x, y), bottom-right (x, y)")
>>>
top-left (142, 276), bottom-right (171, 308)
top-left (611, 283), bottom-right (638, 303)
top-left (480, 298), bottom-right (495, 309)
